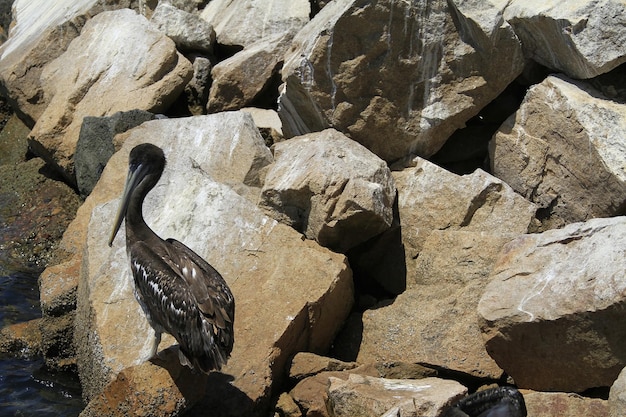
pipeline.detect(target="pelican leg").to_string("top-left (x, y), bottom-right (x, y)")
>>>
top-left (149, 331), bottom-right (162, 358)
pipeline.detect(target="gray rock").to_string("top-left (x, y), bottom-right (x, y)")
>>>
top-left (478, 216), bottom-right (626, 392)
top-left (151, 2), bottom-right (215, 53)
top-left (75, 110), bottom-right (156, 197)
top-left (278, 0), bottom-right (524, 161)
top-left (504, 0), bottom-right (626, 78)
top-left (259, 129), bottom-right (396, 252)
top-left (490, 75), bottom-right (626, 230)
top-left (200, 0), bottom-right (310, 48)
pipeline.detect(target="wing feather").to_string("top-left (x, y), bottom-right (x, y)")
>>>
top-left (128, 239), bottom-right (234, 372)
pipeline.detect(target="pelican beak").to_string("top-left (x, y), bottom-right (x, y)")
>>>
top-left (108, 163), bottom-right (145, 247)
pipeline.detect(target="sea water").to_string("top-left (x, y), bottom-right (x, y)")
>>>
top-left (0, 270), bottom-right (83, 416)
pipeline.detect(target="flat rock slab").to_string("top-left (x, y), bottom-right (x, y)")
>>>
top-left (75, 112), bottom-right (353, 416)
top-left (28, 9), bottom-right (192, 184)
top-left (478, 216), bottom-right (626, 392)
top-left (327, 374), bottom-right (466, 417)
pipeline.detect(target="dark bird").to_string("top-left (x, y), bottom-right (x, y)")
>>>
top-left (442, 386), bottom-right (527, 417)
top-left (108, 143), bottom-right (235, 374)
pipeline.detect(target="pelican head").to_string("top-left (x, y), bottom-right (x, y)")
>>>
top-left (108, 143), bottom-right (166, 247)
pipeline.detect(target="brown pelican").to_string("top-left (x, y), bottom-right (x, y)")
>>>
top-left (442, 386), bottom-right (527, 417)
top-left (108, 143), bottom-right (234, 373)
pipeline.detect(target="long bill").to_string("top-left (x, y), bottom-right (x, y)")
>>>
top-left (108, 163), bottom-right (145, 247)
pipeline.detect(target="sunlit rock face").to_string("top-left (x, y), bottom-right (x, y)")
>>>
top-left (478, 216), bottom-right (626, 392)
top-left (504, 0), bottom-right (626, 79)
top-left (278, 0), bottom-right (524, 162)
top-left (490, 75), bottom-right (626, 229)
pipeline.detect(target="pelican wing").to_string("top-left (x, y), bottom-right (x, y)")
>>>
top-left (129, 239), bottom-right (234, 372)
top-left (163, 239), bottom-right (235, 329)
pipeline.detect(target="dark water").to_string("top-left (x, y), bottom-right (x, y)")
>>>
top-left (0, 269), bottom-right (84, 416)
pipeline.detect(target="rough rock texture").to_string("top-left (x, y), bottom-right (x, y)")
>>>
top-left (610, 367), bottom-right (626, 417)
top-left (0, 158), bottom-right (81, 271)
top-left (260, 129), bottom-right (396, 252)
top-left (289, 352), bottom-right (358, 382)
top-left (326, 374), bottom-right (466, 417)
top-left (490, 75), bottom-right (626, 229)
top-left (0, 0), bottom-right (135, 125)
top-left (0, 113), bottom-right (30, 165)
top-left (207, 34), bottom-right (290, 113)
top-left (200, 0), bottom-right (310, 48)
top-left (504, 0), bottom-right (626, 79)
top-left (393, 157), bottom-right (537, 277)
top-left (524, 391), bottom-right (609, 417)
top-left (278, 0), bottom-right (524, 162)
top-left (74, 112), bottom-right (353, 417)
top-left (79, 351), bottom-right (206, 417)
top-left (478, 216), bottom-right (626, 392)
top-left (28, 9), bottom-right (192, 184)
top-left (75, 110), bottom-right (157, 197)
top-left (150, 2), bottom-right (215, 53)
top-left (358, 231), bottom-right (512, 379)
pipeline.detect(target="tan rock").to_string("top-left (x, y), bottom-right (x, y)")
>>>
top-left (504, 0), bottom-right (626, 78)
top-left (79, 350), bottom-right (207, 417)
top-left (358, 231), bottom-right (512, 379)
top-left (74, 112), bottom-right (353, 416)
top-left (278, 0), bottom-right (524, 161)
top-left (490, 75), bottom-right (626, 229)
top-left (478, 216), bottom-right (626, 392)
top-left (524, 391), bottom-right (609, 417)
top-left (207, 34), bottom-right (291, 113)
top-left (275, 392), bottom-right (303, 417)
top-left (610, 366), bottom-right (626, 417)
top-left (326, 374), bottom-right (466, 417)
top-left (28, 9), bottom-right (192, 184)
top-left (260, 129), bottom-right (396, 252)
top-left (0, 319), bottom-right (42, 357)
top-left (0, 0), bottom-right (136, 125)
top-left (289, 352), bottom-right (358, 382)
top-left (394, 158), bottom-right (536, 277)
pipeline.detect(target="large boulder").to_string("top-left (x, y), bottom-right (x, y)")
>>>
top-left (504, 0), bottom-right (626, 79)
top-left (357, 230), bottom-right (512, 379)
top-left (200, 0), bottom-right (310, 48)
top-left (27, 9), bottom-right (192, 185)
top-left (393, 157), bottom-right (537, 277)
top-left (74, 112), bottom-right (353, 417)
top-left (478, 216), bottom-right (626, 392)
top-left (259, 129), bottom-right (396, 252)
top-left (0, 0), bottom-right (136, 125)
top-left (278, 0), bottom-right (524, 161)
top-left (490, 75), bottom-right (626, 230)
